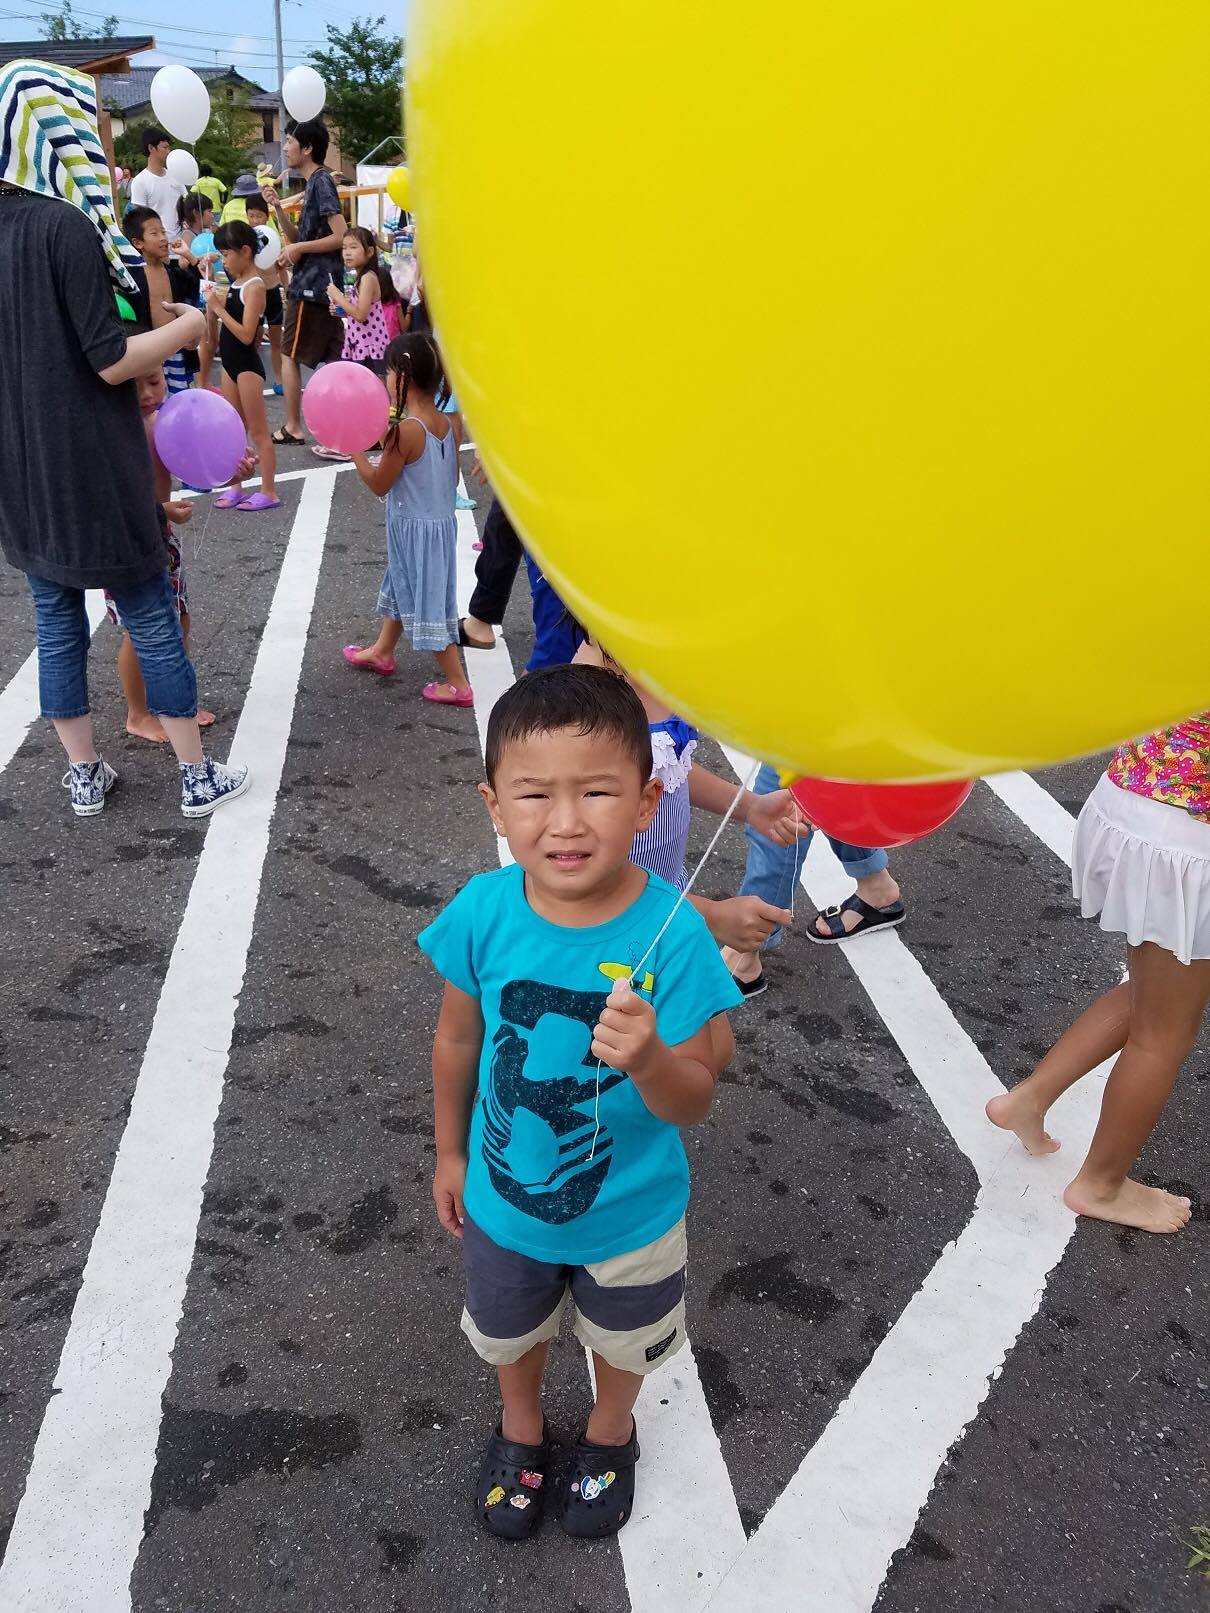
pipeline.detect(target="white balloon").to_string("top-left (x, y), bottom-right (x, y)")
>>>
top-left (281, 65), bottom-right (325, 122)
top-left (150, 65), bottom-right (211, 144)
top-left (253, 226), bottom-right (282, 271)
top-left (165, 148), bottom-right (199, 188)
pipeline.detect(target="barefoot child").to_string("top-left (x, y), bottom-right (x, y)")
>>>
top-left (103, 342), bottom-right (215, 740)
top-left (987, 714), bottom-right (1210, 1234)
top-left (206, 221), bottom-right (279, 512)
top-left (418, 665), bottom-right (740, 1540)
top-left (342, 333), bottom-right (472, 705)
top-left (244, 194), bottom-right (284, 393)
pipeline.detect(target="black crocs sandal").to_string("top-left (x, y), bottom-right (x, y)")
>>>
top-left (476, 1421), bottom-right (556, 1540)
top-left (805, 893), bottom-right (906, 945)
top-left (560, 1419), bottom-right (640, 1538)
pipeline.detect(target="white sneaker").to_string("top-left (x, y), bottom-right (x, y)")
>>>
top-left (62, 757), bottom-right (118, 817)
top-left (179, 757), bottom-right (252, 818)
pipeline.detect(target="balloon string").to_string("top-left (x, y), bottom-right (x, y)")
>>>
top-left (588, 761), bottom-right (759, 1162)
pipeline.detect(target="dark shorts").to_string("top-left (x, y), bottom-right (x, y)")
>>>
top-left (460, 1213), bottom-right (688, 1376)
top-left (264, 286), bottom-right (283, 327)
top-left (283, 295), bottom-right (343, 369)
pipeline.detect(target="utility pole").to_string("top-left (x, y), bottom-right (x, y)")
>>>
top-left (273, 0), bottom-right (287, 191)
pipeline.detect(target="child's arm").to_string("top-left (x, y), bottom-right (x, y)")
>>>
top-left (432, 981), bottom-right (485, 1237)
top-left (207, 280), bottom-right (265, 346)
top-left (351, 419), bottom-right (423, 495)
top-left (328, 271), bottom-right (380, 322)
top-left (687, 762), bottom-right (806, 845)
top-left (687, 893), bottom-right (790, 953)
top-left (591, 979), bottom-right (729, 1126)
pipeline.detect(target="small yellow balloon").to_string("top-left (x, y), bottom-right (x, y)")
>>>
top-left (385, 164), bottom-right (411, 212)
top-left (409, 3), bottom-right (1209, 780)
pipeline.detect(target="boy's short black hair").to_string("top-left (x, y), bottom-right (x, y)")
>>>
top-left (141, 125), bottom-right (170, 154)
top-left (287, 118), bottom-right (329, 165)
top-left (122, 204), bottom-right (160, 244)
top-left (244, 195), bottom-right (269, 218)
top-left (215, 219), bottom-right (258, 255)
top-left (484, 664), bottom-right (652, 786)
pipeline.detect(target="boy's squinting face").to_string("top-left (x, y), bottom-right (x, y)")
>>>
top-left (480, 729), bottom-right (661, 899)
top-left (245, 205), bottom-right (268, 228)
top-left (137, 218), bottom-right (170, 264)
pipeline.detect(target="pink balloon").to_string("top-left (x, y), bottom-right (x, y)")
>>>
top-left (302, 362), bottom-right (389, 455)
top-left (154, 389), bottom-right (247, 490)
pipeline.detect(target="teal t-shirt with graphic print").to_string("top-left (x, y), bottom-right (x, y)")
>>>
top-left (418, 863), bottom-right (741, 1265)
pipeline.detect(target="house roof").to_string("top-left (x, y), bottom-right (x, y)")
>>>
top-left (100, 64), bottom-right (274, 117)
top-left (0, 36), bottom-right (154, 75)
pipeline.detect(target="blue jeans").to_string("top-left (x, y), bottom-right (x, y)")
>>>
top-left (740, 762), bottom-right (889, 949)
top-left (28, 571), bottom-right (197, 721)
top-left (524, 554), bottom-right (582, 672)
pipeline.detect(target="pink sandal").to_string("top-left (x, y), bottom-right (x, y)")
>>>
top-left (422, 681), bottom-right (474, 707)
top-left (342, 644), bottom-right (396, 676)
top-left (212, 488), bottom-right (244, 509)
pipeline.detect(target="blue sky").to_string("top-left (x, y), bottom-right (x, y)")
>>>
top-left (0, 0), bottom-right (408, 90)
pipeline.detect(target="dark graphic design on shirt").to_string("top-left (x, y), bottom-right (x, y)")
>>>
top-left (482, 980), bottom-right (626, 1225)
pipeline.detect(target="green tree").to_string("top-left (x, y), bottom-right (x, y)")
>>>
top-left (308, 16), bottom-right (404, 165)
top-left (40, 0), bottom-right (118, 38)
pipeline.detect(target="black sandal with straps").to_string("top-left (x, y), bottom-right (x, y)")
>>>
top-left (805, 893), bottom-right (906, 945)
top-left (560, 1419), bottom-right (640, 1538)
top-left (475, 1421), bottom-right (556, 1540)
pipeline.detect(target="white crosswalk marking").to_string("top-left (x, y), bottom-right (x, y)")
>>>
top-left (0, 472), bottom-right (338, 1613)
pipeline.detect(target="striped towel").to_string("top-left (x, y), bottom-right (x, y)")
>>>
top-left (0, 57), bottom-right (141, 291)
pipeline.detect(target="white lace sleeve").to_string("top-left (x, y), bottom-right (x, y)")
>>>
top-left (649, 731), bottom-right (698, 794)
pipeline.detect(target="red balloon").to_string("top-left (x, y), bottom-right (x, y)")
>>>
top-left (788, 776), bottom-right (974, 848)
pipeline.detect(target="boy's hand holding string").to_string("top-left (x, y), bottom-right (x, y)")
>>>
top-left (591, 977), bottom-right (725, 1126)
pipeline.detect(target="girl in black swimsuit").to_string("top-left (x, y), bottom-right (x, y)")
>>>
top-left (205, 221), bottom-right (279, 511)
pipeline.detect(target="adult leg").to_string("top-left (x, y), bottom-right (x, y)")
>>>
top-left (280, 299), bottom-right (305, 439)
top-left (819, 840), bottom-right (902, 936)
top-left (986, 980), bottom-right (1130, 1154)
top-left (1062, 942), bottom-right (1207, 1232)
top-left (109, 571), bottom-right (204, 765)
top-left (464, 498), bottom-right (523, 646)
top-left (27, 576), bottom-right (95, 761)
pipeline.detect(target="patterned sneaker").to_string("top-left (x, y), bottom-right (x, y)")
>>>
top-left (179, 757), bottom-right (252, 819)
top-left (61, 757), bottom-right (118, 817)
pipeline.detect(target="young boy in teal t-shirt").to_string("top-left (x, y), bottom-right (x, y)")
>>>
top-left (418, 664), bottom-right (740, 1542)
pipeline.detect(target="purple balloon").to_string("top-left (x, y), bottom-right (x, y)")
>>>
top-left (154, 389), bottom-right (247, 490)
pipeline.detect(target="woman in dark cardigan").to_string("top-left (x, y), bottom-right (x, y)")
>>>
top-left (0, 58), bottom-right (251, 819)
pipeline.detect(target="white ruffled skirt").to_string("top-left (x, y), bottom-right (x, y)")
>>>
top-left (1073, 774), bottom-right (1210, 965)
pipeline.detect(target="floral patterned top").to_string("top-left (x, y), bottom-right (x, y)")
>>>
top-left (1107, 713), bottom-right (1210, 823)
top-left (341, 290), bottom-right (391, 364)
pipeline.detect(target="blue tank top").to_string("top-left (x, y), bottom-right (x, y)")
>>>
top-left (386, 416), bottom-right (458, 523)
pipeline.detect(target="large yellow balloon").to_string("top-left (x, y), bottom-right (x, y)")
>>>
top-left (409, 3), bottom-right (1209, 780)
top-left (386, 165), bottom-right (410, 211)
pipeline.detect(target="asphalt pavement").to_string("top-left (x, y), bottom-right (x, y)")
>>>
top-left (0, 399), bottom-right (1206, 1613)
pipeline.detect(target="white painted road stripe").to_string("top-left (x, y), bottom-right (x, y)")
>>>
top-left (175, 460), bottom-right (355, 499)
top-left (983, 771), bottom-right (1078, 868)
top-left (0, 471), bottom-right (338, 1613)
top-left (453, 508), bottom-right (748, 1608)
top-left (0, 592), bottom-right (108, 781)
top-left (705, 746), bottom-right (1101, 1611)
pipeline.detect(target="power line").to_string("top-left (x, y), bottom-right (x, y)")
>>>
top-left (0, 1), bottom-right (338, 45)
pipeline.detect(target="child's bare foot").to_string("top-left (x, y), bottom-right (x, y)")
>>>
top-left (126, 713), bottom-right (167, 744)
top-left (197, 708), bottom-right (216, 729)
top-left (985, 1090), bottom-right (1061, 1155)
top-left (1063, 1175), bottom-right (1192, 1233)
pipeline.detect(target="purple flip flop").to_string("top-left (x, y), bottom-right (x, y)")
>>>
top-left (212, 489), bottom-right (244, 509)
top-left (237, 492), bottom-right (282, 512)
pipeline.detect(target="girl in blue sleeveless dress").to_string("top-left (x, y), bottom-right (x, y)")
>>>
top-left (342, 335), bottom-right (473, 706)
